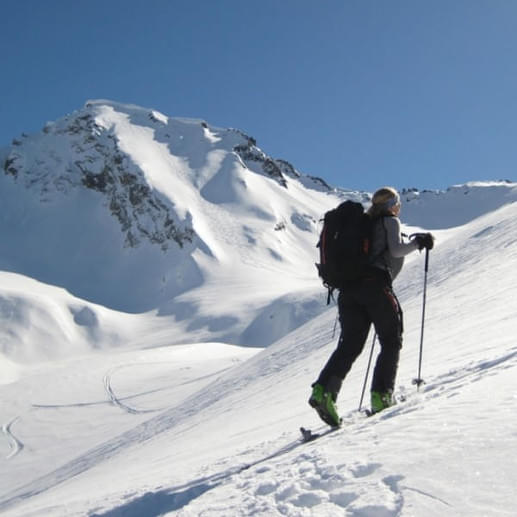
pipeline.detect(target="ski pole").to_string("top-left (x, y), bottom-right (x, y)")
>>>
top-left (358, 332), bottom-right (377, 411)
top-left (413, 248), bottom-right (429, 390)
top-left (332, 311), bottom-right (339, 339)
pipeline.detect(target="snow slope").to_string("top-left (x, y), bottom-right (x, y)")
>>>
top-left (2, 100), bottom-right (517, 515)
top-left (1, 184), bottom-right (516, 516)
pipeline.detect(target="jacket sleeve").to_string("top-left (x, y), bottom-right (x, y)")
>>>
top-left (384, 217), bottom-right (418, 258)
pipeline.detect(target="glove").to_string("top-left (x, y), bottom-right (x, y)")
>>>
top-left (412, 232), bottom-right (435, 251)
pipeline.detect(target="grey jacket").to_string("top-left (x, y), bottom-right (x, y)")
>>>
top-left (370, 216), bottom-right (418, 281)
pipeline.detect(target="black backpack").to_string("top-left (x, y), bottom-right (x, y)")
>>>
top-left (316, 200), bottom-right (373, 301)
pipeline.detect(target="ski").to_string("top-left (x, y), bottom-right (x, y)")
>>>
top-left (359, 391), bottom-right (407, 418)
top-left (299, 426), bottom-right (339, 443)
top-left (302, 392), bottom-right (410, 443)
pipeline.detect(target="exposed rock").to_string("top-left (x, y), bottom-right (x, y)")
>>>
top-left (2, 108), bottom-right (195, 250)
top-left (233, 142), bottom-right (288, 188)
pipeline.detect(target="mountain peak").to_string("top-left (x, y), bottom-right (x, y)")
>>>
top-left (0, 101), bottom-right (339, 329)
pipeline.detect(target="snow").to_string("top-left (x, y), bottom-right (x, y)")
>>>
top-left (1, 197), bottom-right (515, 516)
top-left (1, 100), bottom-right (517, 515)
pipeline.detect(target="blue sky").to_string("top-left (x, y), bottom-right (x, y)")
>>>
top-left (1, 0), bottom-right (516, 192)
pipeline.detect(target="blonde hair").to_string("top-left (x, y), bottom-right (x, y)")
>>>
top-left (367, 186), bottom-right (400, 218)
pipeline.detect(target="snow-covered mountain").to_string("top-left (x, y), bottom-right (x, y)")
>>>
top-left (2, 100), bottom-right (516, 362)
top-left (0, 100), bottom-right (367, 355)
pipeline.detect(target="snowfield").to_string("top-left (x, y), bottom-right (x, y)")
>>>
top-left (1, 193), bottom-right (516, 516)
top-left (0, 101), bottom-right (516, 516)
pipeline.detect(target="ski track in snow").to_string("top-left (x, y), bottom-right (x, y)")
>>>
top-left (29, 363), bottom-right (232, 413)
top-left (1, 417), bottom-right (24, 460)
top-left (0, 402), bottom-right (209, 513)
top-left (103, 362), bottom-right (234, 415)
top-left (103, 365), bottom-right (163, 415)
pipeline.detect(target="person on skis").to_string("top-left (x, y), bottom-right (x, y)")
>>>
top-left (309, 187), bottom-right (434, 426)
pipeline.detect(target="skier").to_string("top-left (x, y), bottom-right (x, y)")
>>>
top-left (309, 187), bottom-right (434, 426)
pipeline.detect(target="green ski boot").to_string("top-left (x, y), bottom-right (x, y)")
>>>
top-left (370, 390), bottom-right (395, 414)
top-left (309, 383), bottom-right (341, 428)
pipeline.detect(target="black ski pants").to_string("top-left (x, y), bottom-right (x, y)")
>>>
top-left (317, 272), bottom-right (403, 397)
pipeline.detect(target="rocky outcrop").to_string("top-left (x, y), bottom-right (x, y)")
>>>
top-left (3, 109), bottom-right (194, 250)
